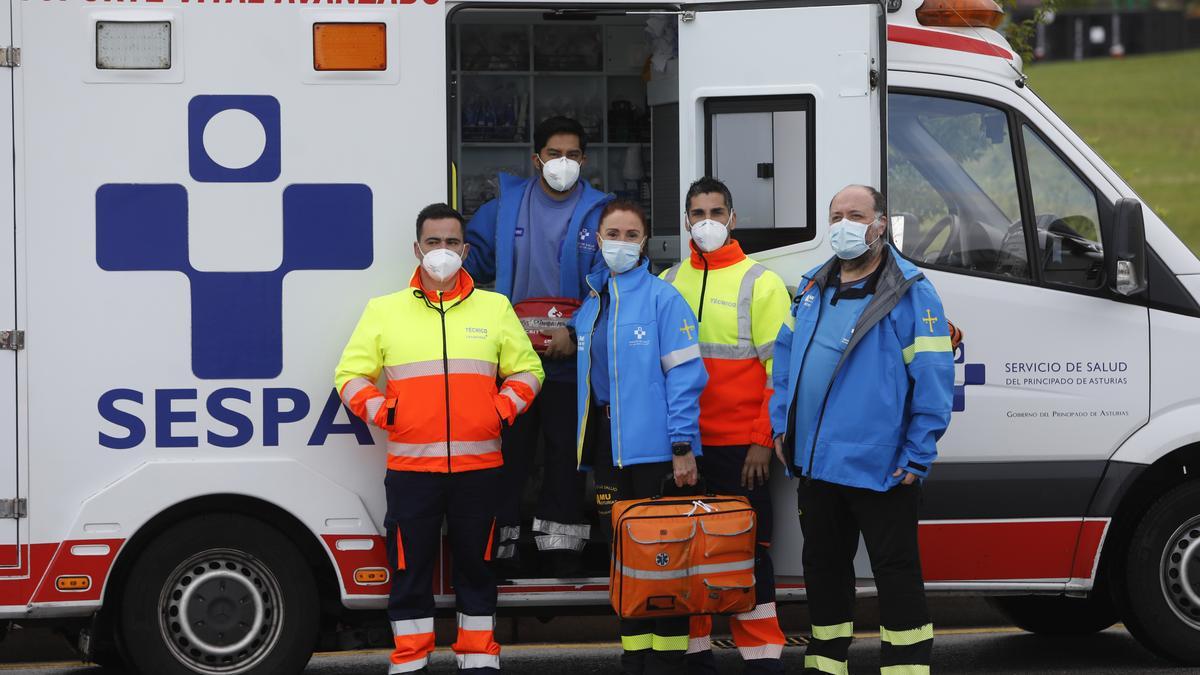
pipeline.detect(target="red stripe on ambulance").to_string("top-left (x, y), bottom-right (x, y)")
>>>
top-left (887, 25), bottom-right (1014, 60)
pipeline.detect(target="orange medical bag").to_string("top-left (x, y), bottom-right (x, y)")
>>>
top-left (610, 490), bottom-right (757, 619)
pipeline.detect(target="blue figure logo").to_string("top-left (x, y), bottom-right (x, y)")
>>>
top-left (96, 95), bottom-right (373, 379)
top-left (953, 342), bottom-right (985, 413)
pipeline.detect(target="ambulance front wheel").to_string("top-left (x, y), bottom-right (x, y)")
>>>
top-left (1123, 480), bottom-right (1200, 665)
top-left (119, 514), bottom-right (320, 675)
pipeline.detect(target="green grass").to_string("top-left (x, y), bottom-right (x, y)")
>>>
top-left (1026, 49), bottom-right (1200, 255)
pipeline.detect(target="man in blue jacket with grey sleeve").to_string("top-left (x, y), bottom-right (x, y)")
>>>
top-left (464, 116), bottom-right (613, 576)
top-left (770, 185), bottom-right (955, 675)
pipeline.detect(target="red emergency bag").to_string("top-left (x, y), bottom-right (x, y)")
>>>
top-left (512, 296), bottom-right (580, 353)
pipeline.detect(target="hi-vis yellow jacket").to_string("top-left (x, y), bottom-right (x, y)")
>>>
top-left (661, 240), bottom-right (793, 448)
top-left (335, 268), bottom-right (544, 473)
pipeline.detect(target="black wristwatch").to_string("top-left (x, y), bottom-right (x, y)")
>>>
top-left (671, 442), bottom-right (692, 457)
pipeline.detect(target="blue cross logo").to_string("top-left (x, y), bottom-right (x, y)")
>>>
top-left (96, 95), bottom-right (373, 379)
top-left (953, 342), bottom-right (985, 413)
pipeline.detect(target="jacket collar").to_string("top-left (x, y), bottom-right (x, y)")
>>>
top-left (803, 244), bottom-right (919, 294)
top-left (586, 258), bottom-right (652, 294)
top-left (409, 266), bottom-right (475, 302)
top-left (688, 239), bottom-right (746, 270)
top-left (500, 173), bottom-right (612, 216)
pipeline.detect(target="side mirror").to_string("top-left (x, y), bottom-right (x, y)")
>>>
top-left (1108, 198), bottom-right (1147, 297)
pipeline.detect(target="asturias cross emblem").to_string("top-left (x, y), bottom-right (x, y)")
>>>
top-left (680, 319), bottom-right (696, 341)
top-left (922, 309), bottom-right (938, 334)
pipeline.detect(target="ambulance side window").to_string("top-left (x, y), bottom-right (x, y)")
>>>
top-left (887, 93), bottom-right (1031, 280)
top-left (1021, 125), bottom-right (1105, 289)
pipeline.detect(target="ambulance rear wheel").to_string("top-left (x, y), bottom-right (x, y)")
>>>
top-left (985, 594), bottom-right (1117, 635)
top-left (1123, 480), bottom-right (1200, 664)
top-left (119, 514), bottom-right (319, 675)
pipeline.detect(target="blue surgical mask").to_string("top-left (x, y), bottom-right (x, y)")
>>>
top-left (601, 239), bottom-right (642, 274)
top-left (829, 218), bottom-right (878, 260)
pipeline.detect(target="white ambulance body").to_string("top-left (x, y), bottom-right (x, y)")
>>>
top-left (1, 0), bottom-right (1199, 671)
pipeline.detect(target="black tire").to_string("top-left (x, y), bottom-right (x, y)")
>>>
top-left (1123, 480), bottom-right (1200, 664)
top-left (986, 594), bottom-right (1118, 635)
top-left (119, 514), bottom-right (319, 675)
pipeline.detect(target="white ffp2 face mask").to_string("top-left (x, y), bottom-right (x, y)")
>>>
top-left (419, 245), bottom-right (463, 283)
top-left (539, 156), bottom-right (581, 193)
top-left (600, 239), bottom-right (642, 274)
top-left (689, 211), bottom-right (733, 253)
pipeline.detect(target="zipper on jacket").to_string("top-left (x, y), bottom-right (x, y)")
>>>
top-left (696, 255), bottom-right (709, 322)
top-left (611, 277), bottom-right (623, 468)
top-left (802, 268), bottom-right (920, 481)
top-left (577, 278), bottom-right (601, 469)
top-left (438, 293), bottom-right (452, 473)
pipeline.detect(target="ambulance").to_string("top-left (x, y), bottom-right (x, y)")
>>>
top-left (1, 0), bottom-right (1198, 672)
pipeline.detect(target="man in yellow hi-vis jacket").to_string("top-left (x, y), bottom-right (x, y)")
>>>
top-left (335, 203), bottom-right (543, 674)
top-left (660, 178), bottom-right (793, 674)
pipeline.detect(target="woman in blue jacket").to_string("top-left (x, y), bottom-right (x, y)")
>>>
top-left (574, 200), bottom-right (707, 674)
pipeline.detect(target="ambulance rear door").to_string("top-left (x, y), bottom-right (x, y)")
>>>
top-left (676, 0), bottom-right (885, 577)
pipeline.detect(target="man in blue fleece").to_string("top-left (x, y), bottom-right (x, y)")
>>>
top-left (465, 116), bottom-right (613, 576)
top-left (771, 185), bottom-right (955, 675)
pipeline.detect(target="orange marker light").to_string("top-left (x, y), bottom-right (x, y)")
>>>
top-left (353, 568), bottom-right (389, 585)
top-left (916, 0), bottom-right (1005, 28)
top-left (56, 576), bottom-right (91, 592)
top-left (313, 23), bottom-right (387, 71)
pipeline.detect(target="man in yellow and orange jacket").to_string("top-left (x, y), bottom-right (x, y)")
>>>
top-left (335, 203), bottom-right (543, 674)
top-left (660, 178), bottom-right (793, 675)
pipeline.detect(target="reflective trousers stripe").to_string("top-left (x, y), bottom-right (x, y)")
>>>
top-left (621, 633), bottom-right (687, 652)
top-left (391, 618), bottom-right (434, 636)
top-left (804, 654), bottom-right (849, 675)
top-left (456, 653), bottom-right (500, 670)
top-left (811, 622), bottom-right (855, 641)
top-left (880, 666), bottom-right (931, 675)
top-left (880, 623), bottom-right (934, 646)
top-left (622, 634), bottom-right (652, 651)
top-left (532, 518), bottom-right (591, 538)
top-left (534, 534), bottom-right (586, 552)
top-left (457, 613), bottom-right (495, 632)
top-left (738, 643), bottom-right (784, 660)
top-left (686, 636), bottom-right (711, 654)
top-left (652, 634), bottom-right (688, 652)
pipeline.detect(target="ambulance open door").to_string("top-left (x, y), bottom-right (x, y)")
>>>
top-left (675, 0), bottom-right (886, 576)
top-left (0, 0), bottom-right (19, 568)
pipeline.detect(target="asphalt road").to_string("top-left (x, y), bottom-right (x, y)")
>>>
top-left (1, 627), bottom-right (1198, 674)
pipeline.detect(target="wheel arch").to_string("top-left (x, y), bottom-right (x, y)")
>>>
top-left (1091, 442), bottom-right (1200, 598)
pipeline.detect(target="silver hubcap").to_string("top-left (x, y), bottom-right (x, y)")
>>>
top-left (158, 549), bottom-right (284, 674)
top-left (1161, 514), bottom-right (1200, 630)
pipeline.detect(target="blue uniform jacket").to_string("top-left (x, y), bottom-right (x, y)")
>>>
top-left (575, 260), bottom-right (708, 469)
top-left (770, 246), bottom-right (955, 491)
top-left (464, 173), bottom-right (614, 300)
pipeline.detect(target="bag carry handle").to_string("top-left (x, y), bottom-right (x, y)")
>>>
top-left (655, 474), bottom-right (713, 499)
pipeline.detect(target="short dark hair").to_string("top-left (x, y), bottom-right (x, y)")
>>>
top-left (534, 116), bottom-right (588, 155)
top-left (834, 184), bottom-right (887, 218)
top-left (599, 199), bottom-right (649, 238)
top-left (415, 203), bottom-right (466, 239)
top-left (685, 177), bottom-right (733, 213)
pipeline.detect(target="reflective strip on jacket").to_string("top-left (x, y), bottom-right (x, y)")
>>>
top-left (661, 240), bottom-right (793, 448)
top-left (575, 259), bottom-right (708, 468)
top-left (335, 268), bottom-right (544, 473)
top-left (769, 246), bottom-right (955, 491)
